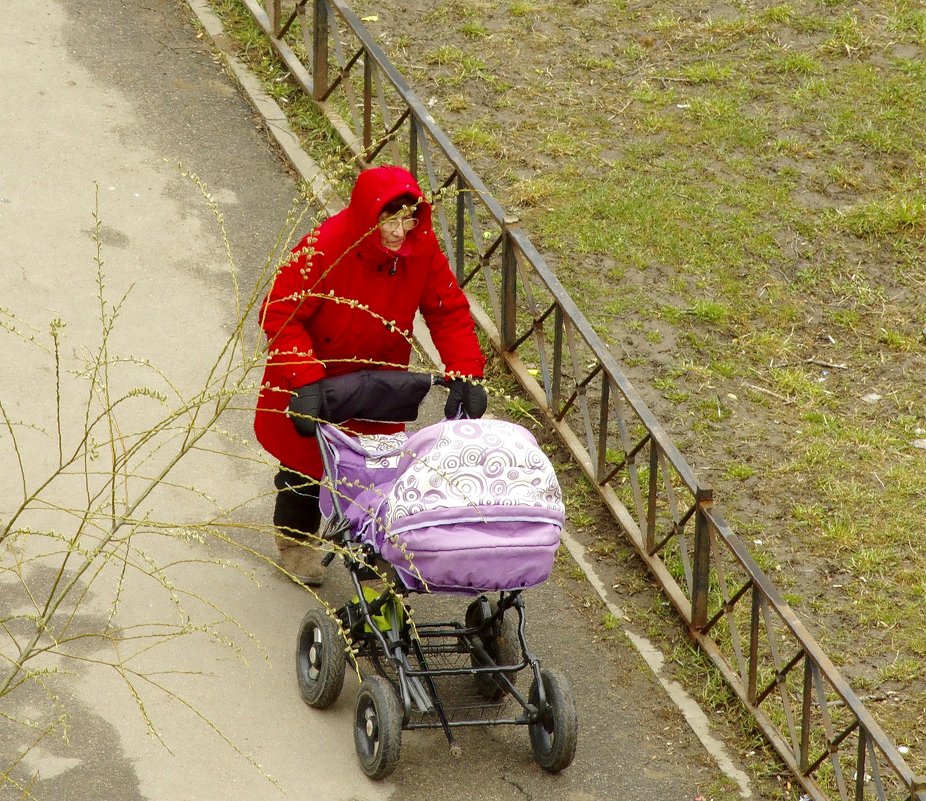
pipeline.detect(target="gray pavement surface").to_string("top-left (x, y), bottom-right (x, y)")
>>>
top-left (1, 1), bottom-right (742, 799)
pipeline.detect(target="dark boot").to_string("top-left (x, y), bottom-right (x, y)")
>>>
top-left (273, 468), bottom-right (324, 586)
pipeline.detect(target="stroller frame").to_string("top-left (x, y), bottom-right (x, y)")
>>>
top-left (294, 384), bottom-right (578, 780)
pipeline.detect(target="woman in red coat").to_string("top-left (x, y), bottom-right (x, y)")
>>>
top-left (255, 165), bottom-right (486, 584)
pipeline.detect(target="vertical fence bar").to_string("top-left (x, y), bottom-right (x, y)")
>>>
top-left (855, 729), bottom-right (867, 801)
top-left (597, 378), bottom-right (610, 482)
top-left (362, 51), bottom-right (373, 154)
top-left (270, 0), bottom-right (282, 36)
top-left (552, 305), bottom-right (563, 411)
top-left (312, 0), bottom-right (329, 100)
top-left (455, 174), bottom-right (465, 282)
top-left (748, 588), bottom-right (760, 704)
top-left (801, 654), bottom-right (813, 773)
top-left (408, 118), bottom-right (418, 179)
top-left (691, 491), bottom-right (713, 631)
top-left (500, 224), bottom-right (517, 351)
top-left (646, 440), bottom-right (658, 553)
top-left (298, 2), bottom-right (313, 70)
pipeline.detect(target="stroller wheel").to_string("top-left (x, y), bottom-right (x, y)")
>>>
top-left (466, 601), bottom-right (519, 701)
top-left (353, 675), bottom-right (403, 780)
top-left (528, 668), bottom-right (578, 773)
top-left (296, 607), bottom-right (346, 709)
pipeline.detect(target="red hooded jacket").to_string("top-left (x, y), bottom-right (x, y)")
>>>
top-left (254, 165), bottom-right (485, 478)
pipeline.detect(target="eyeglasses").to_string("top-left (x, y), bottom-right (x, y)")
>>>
top-left (378, 215), bottom-right (418, 233)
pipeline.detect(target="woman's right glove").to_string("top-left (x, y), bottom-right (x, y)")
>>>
top-left (287, 383), bottom-right (324, 437)
top-left (444, 378), bottom-right (488, 420)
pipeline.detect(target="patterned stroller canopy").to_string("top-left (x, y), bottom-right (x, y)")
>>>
top-left (318, 418), bottom-right (564, 593)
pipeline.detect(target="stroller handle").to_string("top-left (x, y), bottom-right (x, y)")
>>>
top-left (313, 370), bottom-right (483, 435)
top-left (317, 369), bottom-right (442, 426)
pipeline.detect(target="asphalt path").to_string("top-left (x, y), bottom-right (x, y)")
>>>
top-left (1, 2), bottom-right (743, 799)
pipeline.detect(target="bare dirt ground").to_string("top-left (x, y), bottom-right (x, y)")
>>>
top-left (344, 0), bottom-right (926, 781)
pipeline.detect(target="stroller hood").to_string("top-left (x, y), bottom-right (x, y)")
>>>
top-left (319, 418), bottom-right (564, 593)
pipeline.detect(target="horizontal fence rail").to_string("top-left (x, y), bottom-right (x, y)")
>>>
top-left (228, 1), bottom-right (926, 798)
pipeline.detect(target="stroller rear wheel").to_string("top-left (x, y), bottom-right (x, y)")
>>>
top-left (353, 675), bottom-right (403, 780)
top-left (466, 600), bottom-right (519, 701)
top-left (296, 607), bottom-right (346, 709)
top-left (528, 668), bottom-right (578, 773)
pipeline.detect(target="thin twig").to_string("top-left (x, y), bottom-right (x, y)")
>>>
top-left (742, 382), bottom-right (792, 404)
top-left (805, 359), bottom-right (848, 370)
top-left (771, 357), bottom-right (848, 370)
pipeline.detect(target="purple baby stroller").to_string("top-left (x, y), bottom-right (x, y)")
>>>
top-left (294, 371), bottom-right (578, 779)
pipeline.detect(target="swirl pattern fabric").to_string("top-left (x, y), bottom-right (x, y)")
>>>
top-left (318, 419), bottom-right (564, 593)
top-left (386, 420), bottom-right (563, 525)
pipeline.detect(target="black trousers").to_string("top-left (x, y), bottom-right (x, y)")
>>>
top-left (273, 467), bottom-right (321, 540)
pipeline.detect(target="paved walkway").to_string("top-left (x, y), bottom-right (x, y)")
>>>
top-left (1, 2), bottom-right (745, 799)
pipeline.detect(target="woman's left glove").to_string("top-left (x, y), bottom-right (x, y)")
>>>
top-left (444, 379), bottom-right (488, 419)
top-left (287, 383), bottom-right (324, 437)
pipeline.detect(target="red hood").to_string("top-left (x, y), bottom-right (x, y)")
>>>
top-left (348, 165), bottom-right (433, 260)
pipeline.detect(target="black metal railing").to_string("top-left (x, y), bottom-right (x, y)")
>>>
top-left (225, 1), bottom-right (926, 798)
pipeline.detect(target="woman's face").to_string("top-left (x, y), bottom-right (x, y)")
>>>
top-left (378, 209), bottom-right (418, 252)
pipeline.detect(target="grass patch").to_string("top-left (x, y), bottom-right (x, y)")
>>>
top-left (680, 61), bottom-right (734, 84)
top-left (834, 194), bottom-right (926, 239)
top-left (889, 4), bottom-right (926, 43)
top-left (723, 463), bottom-right (755, 481)
top-left (508, 1), bottom-right (539, 18)
top-left (772, 50), bottom-right (823, 76)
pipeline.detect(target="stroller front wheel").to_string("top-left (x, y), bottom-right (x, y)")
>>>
top-left (528, 668), bottom-right (578, 773)
top-left (353, 675), bottom-right (403, 780)
top-left (296, 607), bottom-right (347, 709)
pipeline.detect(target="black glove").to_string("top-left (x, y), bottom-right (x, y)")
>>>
top-left (443, 379), bottom-right (488, 420)
top-left (287, 383), bottom-right (324, 437)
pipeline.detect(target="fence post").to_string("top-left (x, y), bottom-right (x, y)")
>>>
top-left (500, 219), bottom-right (518, 351)
top-left (855, 728), bottom-right (867, 800)
top-left (748, 587), bottom-right (760, 704)
top-left (269, 0), bottom-right (282, 37)
top-left (552, 306), bottom-right (563, 411)
top-left (597, 379), bottom-right (610, 482)
top-left (646, 440), bottom-right (658, 553)
top-left (691, 489), bottom-right (713, 631)
top-left (362, 52), bottom-right (372, 154)
top-left (408, 120), bottom-right (418, 180)
top-left (455, 175), bottom-right (465, 283)
top-left (800, 654), bottom-right (812, 773)
top-left (312, 0), bottom-right (329, 100)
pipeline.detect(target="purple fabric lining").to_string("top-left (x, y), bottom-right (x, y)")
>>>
top-left (388, 508), bottom-right (565, 536)
top-left (383, 520), bottom-right (561, 594)
top-left (317, 423), bottom-right (408, 519)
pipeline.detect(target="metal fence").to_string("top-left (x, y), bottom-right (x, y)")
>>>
top-left (226, 1), bottom-right (926, 798)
